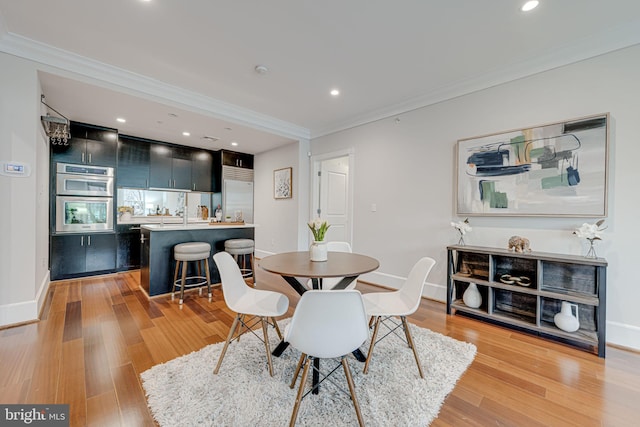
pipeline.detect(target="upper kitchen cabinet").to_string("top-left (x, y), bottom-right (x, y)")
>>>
top-left (51, 122), bottom-right (117, 167)
top-left (117, 135), bottom-right (150, 188)
top-left (149, 144), bottom-right (192, 190)
top-left (221, 150), bottom-right (253, 169)
top-left (191, 149), bottom-right (214, 192)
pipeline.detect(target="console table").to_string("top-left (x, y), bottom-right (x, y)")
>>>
top-left (447, 245), bottom-right (607, 357)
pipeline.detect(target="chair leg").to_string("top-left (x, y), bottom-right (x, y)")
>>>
top-left (290, 357), bottom-right (311, 427)
top-left (250, 252), bottom-right (256, 287)
top-left (363, 316), bottom-right (381, 374)
top-left (214, 314), bottom-right (241, 374)
top-left (197, 260), bottom-right (203, 296)
top-left (272, 317), bottom-right (283, 340)
top-left (401, 316), bottom-right (424, 378)
top-left (179, 260), bottom-right (187, 304)
top-left (261, 317), bottom-right (274, 376)
top-left (290, 353), bottom-right (306, 389)
top-left (204, 258), bottom-right (212, 300)
top-left (172, 260), bottom-right (180, 301)
top-left (342, 358), bottom-right (365, 427)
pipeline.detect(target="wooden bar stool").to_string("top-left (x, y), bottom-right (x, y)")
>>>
top-left (224, 239), bottom-right (255, 286)
top-left (172, 242), bottom-right (212, 304)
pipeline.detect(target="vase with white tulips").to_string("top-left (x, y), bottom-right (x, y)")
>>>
top-left (308, 219), bottom-right (330, 261)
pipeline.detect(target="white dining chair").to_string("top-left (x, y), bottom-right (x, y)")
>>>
top-left (305, 241), bottom-right (356, 290)
top-left (362, 256), bottom-right (436, 378)
top-left (213, 251), bottom-right (289, 377)
top-left (286, 290), bottom-right (368, 427)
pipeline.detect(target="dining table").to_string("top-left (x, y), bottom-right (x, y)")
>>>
top-left (259, 250), bottom-right (380, 394)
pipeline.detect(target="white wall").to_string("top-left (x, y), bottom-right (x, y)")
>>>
top-left (0, 52), bottom-right (49, 325)
top-left (310, 45), bottom-right (640, 350)
top-left (254, 139), bottom-right (310, 258)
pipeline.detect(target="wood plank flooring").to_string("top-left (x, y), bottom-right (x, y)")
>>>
top-left (1, 269), bottom-right (639, 426)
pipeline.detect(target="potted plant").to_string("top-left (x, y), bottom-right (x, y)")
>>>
top-left (308, 219), bottom-right (330, 261)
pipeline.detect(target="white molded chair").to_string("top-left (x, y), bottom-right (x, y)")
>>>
top-left (305, 241), bottom-right (356, 290)
top-left (286, 290), bottom-right (368, 427)
top-left (213, 251), bottom-right (289, 377)
top-left (362, 257), bottom-right (436, 378)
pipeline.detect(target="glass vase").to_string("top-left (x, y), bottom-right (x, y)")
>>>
top-left (585, 239), bottom-right (597, 259)
top-left (457, 232), bottom-right (465, 246)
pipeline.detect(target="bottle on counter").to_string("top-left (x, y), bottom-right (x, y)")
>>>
top-left (156, 205), bottom-right (160, 215)
top-left (214, 204), bottom-right (222, 222)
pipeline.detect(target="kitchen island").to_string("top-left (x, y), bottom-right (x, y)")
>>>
top-left (140, 223), bottom-right (255, 297)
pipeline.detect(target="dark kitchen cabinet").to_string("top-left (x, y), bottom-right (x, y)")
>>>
top-left (50, 233), bottom-right (116, 280)
top-left (221, 150), bottom-right (253, 169)
top-left (117, 224), bottom-right (141, 270)
top-left (50, 122), bottom-right (117, 167)
top-left (149, 144), bottom-right (192, 190)
top-left (191, 149), bottom-right (214, 192)
top-left (117, 136), bottom-right (150, 188)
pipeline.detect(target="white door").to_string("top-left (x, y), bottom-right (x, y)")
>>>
top-left (312, 154), bottom-right (351, 243)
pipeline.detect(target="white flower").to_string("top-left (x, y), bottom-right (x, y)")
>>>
top-left (451, 218), bottom-right (472, 235)
top-left (573, 219), bottom-right (606, 241)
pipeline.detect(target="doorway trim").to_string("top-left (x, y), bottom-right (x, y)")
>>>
top-left (309, 148), bottom-right (355, 246)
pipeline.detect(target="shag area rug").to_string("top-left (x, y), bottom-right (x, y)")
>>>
top-left (141, 319), bottom-right (476, 426)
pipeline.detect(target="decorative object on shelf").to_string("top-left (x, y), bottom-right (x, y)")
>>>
top-left (456, 113), bottom-right (609, 217)
top-left (308, 219), bottom-right (330, 262)
top-left (499, 274), bottom-right (531, 287)
top-left (573, 219), bottom-right (606, 259)
top-left (451, 218), bottom-right (471, 245)
top-left (508, 236), bottom-right (531, 253)
top-left (554, 301), bottom-right (580, 332)
top-left (274, 167), bottom-right (292, 199)
top-left (462, 282), bottom-right (482, 308)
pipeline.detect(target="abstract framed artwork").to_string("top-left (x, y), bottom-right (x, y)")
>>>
top-left (274, 167), bottom-right (292, 199)
top-left (456, 113), bottom-right (609, 217)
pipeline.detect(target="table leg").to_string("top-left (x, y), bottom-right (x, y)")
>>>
top-left (282, 276), bottom-right (308, 295)
top-left (333, 275), bottom-right (358, 290)
top-left (272, 340), bottom-right (289, 357)
top-left (312, 358), bottom-right (320, 394)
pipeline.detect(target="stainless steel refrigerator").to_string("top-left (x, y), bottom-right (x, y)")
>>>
top-left (223, 179), bottom-right (254, 223)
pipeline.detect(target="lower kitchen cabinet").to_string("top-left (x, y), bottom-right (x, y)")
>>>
top-left (117, 224), bottom-right (141, 271)
top-left (50, 233), bottom-right (116, 280)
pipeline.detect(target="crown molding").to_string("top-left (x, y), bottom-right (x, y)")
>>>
top-left (311, 19), bottom-right (640, 138)
top-left (0, 32), bottom-right (310, 141)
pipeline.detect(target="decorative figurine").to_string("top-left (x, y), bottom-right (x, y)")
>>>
top-left (508, 236), bottom-right (531, 253)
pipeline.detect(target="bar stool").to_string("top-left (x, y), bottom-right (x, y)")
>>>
top-left (172, 242), bottom-right (212, 304)
top-left (224, 239), bottom-right (255, 286)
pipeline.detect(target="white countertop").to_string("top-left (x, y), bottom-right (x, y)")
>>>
top-left (118, 216), bottom-right (209, 225)
top-left (141, 223), bottom-right (254, 231)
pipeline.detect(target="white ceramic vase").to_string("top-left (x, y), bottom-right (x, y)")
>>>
top-left (462, 282), bottom-right (482, 308)
top-left (554, 301), bottom-right (580, 332)
top-left (309, 240), bottom-right (328, 262)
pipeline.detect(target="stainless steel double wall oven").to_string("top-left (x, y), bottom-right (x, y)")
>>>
top-left (55, 163), bottom-right (115, 233)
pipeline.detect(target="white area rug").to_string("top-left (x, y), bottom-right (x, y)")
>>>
top-left (141, 319), bottom-right (476, 426)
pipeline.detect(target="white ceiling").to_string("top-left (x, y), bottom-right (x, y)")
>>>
top-left (1, 1), bottom-right (640, 153)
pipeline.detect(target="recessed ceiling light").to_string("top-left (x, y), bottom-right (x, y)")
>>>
top-left (330, 89), bottom-right (340, 96)
top-left (202, 136), bottom-right (220, 142)
top-left (521, 1), bottom-right (539, 12)
top-left (182, 131), bottom-right (190, 137)
top-left (231, 142), bottom-right (238, 147)
top-left (168, 113), bottom-right (178, 118)
top-left (254, 65), bottom-right (269, 75)
top-left (116, 117), bottom-right (126, 123)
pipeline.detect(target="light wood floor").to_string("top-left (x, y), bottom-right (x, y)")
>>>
top-left (1, 269), bottom-right (639, 426)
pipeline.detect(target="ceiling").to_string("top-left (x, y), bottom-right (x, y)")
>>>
top-left (1, 1), bottom-right (640, 154)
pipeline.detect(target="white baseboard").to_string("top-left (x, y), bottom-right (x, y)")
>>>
top-left (0, 272), bottom-right (50, 328)
top-left (606, 320), bottom-right (640, 352)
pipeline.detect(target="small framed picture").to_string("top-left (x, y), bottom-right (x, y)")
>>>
top-left (274, 167), bottom-right (292, 199)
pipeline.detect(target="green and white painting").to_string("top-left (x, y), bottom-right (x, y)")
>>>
top-left (456, 113), bottom-right (609, 217)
